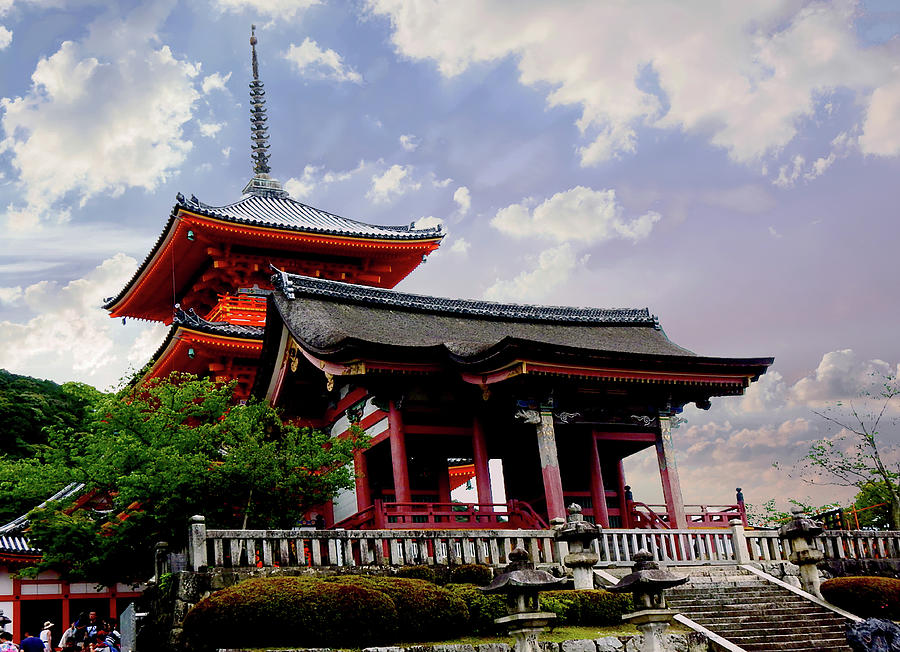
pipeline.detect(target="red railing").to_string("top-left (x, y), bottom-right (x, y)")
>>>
top-left (332, 499), bottom-right (547, 530)
top-left (627, 501), bottom-right (747, 529)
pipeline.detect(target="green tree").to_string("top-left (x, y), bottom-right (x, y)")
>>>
top-left (0, 369), bottom-right (102, 457)
top-left (794, 374), bottom-right (900, 529)
top-left (22, 373), bottom-right (367, 584)
top-left (847, 481), bottom-right (893, 529)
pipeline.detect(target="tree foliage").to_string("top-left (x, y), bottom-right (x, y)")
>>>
top-left (16, 372), bottom-right (367, 584)
top-left (792, 373), bottom-right (900, 529)
top-left (0, 369), bottom-right (102, 457)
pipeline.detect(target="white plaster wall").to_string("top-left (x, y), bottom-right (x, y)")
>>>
top-left (330, 397), bottom-right (382, 438)
top-left (0, 570), bottom-right (12, 594)
top-left (331, 461), bottom-right (358, 524)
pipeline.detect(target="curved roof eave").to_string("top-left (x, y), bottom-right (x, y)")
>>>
top-left (102, 194), bottom-right (444, 313)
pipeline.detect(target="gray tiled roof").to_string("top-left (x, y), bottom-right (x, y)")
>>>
top-left (177, 193), bottom-right (443, 240)
top-left (0, 482), bottom-right (85, 535)
top-left (274, 271), bottom-right (659, 326)
top-left (0, 535), bottom-right (38, 554)
top-left (173, 308), bottom-right (265, 338)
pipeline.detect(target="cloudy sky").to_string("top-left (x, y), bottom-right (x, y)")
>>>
top-left (1, 0), bottom-right (899, 514)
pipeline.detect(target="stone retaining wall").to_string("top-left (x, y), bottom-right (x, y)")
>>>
top-left (219, 634), bottom-right (713, 652)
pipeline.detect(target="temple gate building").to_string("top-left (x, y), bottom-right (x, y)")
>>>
top-left (105, 28), bottom-right (773, 531)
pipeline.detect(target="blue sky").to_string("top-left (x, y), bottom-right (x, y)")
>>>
top-left (1, 0), bottom-right (899, 511)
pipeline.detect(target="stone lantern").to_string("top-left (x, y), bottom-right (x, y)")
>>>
top-left (481, 547), bottom-right (569, 652)
top-left (778, 505), bottom-right (825, 598)
top-left (609, 550), bottom-right (688, 652)
top-left (557, 503), bottom-right (600, 590)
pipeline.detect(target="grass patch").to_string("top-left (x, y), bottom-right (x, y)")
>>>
top-left (235, 623), bottom-right (694, 650)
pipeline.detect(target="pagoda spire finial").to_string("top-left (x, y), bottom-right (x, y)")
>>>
top-left (243, 25), bottom-right (288, 198)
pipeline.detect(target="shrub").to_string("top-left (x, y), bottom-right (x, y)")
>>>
top-left (445, 583), bottom-right (508, 634)
top-left (450, 563), bottom-right (494, 585)
top-left (182, 576), bottom-right (397, 650)
top-left (821, 576), bottom-right (900, 619)
top-left (541, 590), bottom-right (632, 625)
top-left (396, 564), bottom-right (438, 583)
top-left (330, 576), bottom-right (468, 641)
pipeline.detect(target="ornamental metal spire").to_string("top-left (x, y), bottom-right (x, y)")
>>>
top-left (243, 24), bottom-right (288, 198)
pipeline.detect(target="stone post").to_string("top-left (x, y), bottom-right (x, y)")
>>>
top-left (778, 506), bottom-right (824, 599)
top-left (729, 518), bottom-right (749, 564)
top-left (154, 540), bottom-right (170, 581)
top-left (558, 504), bottom-right (600, 590)
top-left (188, 515), bottom-right (207, 571)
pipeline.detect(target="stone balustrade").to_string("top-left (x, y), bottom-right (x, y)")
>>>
top-left (185, 516), bottom-right (900, 572)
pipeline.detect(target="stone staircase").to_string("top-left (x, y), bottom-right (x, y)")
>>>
top-left (663, 566), bottom-right (853, 651)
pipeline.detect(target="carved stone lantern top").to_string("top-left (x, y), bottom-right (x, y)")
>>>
top-left (481, 547), bottom-right (569, 595)
top-left (609, 550), bottom-right (688, 595)
top-left (777, 506), bottom-right (824, 540)
top-left (557, 503), bottom-right (600, 539)
top-left (609, 550), bottom-right (687, 612)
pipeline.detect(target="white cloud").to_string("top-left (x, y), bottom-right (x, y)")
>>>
top-left (491, 186), bottom-right (660, 245)
top-left (399, 133), bottom-right (419, 151)
top-left (859, 78), bottom-right (900, 156)
top-left (484, 243), bottom-right (582, 301)
top-left (284, 160), bottom-right (367, 199)
top-left (0, 25), bottom-right (10, 50)
top-left (432, 176), bottom-right (453, 188)
top-left (449, 238), bottom-right (470, 255)
top-left (0, 286), bottom-right (22, 305)
top-left (413, 216), bottom-right (442, 230)
top-left (453, 186), bottom-right (471, 215)
top-left (0, 7), bottom-right (201, 223)
top-left (789, 349), bottom-right (896, 404)
top-left (221, 146), bottom-right (232, 159)
top-left (368, 1), bottom-right (899, 170)
top-left (284, 38), bottom-right (362, 84)
top-left (366, 164), bottom-right (421, 203)
top-left (198, 121), bottom-right (224, 138)
top-left (201, 71), bottom-right (231, 94)
top-left (0, 253), bottom-right (163, 386)
top-left (768, 226), bottom-right (782, 239)
top-left (210, 0), bottom-right (320, 21)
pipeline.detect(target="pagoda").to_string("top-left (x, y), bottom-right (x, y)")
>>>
top-left (104, 27), bottom-right (443, 399)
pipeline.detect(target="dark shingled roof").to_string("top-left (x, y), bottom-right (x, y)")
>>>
top-left (270, 272), bottom-right (698, 361)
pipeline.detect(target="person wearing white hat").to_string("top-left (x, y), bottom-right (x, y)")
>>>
top-left (39, 622), bottom-right (52, 652)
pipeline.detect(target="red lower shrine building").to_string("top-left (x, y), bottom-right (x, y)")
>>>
top-left (254, 272), bottom-right (773, 531)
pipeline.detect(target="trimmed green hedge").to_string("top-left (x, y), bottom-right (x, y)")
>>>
top-left (445, 583), bottom-right (508, 634)
top-left (541, 589), bottom-right (633, 625)
top-left (329, 576), bottom-right (469, 641)
top-left (181, 576), bottom-right (397, 650)
top-left (822, 576), bottom-right (900, 619)
top-left (450, 563), bottom-right (494, 585)
top-left (396, 564), bottom-right (439, 583)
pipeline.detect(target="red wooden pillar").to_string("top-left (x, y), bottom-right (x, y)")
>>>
top-left (536, 407), bottom-right (565, 521)
top-left (354, 448), bottom-right (372, 512)
top-left (589, 433), bottom-right (610, 528)
top-left (472, 416), bottom-right (493, 510)
top-left (656, 416), bottom-right (688, 529)
top-left (109, 593), bottom-right (118, 620)
top-left (388, 400), bottom-right (411, 504)
top-left (436, 460), bottom-right (451, 504)
top-left (12, 578), bottom-right (21, 641)
top-left (61, 590), bottom-right (70, 629)
top-left (616, 459), bottom-right (631, 528)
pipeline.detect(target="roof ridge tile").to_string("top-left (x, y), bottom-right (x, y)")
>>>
top-left (273, 270), bottom-right (659, 327)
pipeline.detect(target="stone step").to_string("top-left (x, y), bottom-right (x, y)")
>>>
top-left (693, 615), bottom-right (848, 629)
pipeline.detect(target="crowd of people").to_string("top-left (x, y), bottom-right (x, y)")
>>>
top-left (0, 612), bottom-right (120, 652)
